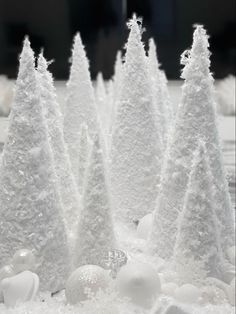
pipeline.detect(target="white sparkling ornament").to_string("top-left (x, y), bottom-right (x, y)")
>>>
top-left (162, 282), bottom-right (179, 297)
top-left (137, 213), bottom-right (153, 240)
top-left (65, 265), bottom-right (111, 305)
top-left (227, 246), bottom-right (235, 265)
top-left (0, 265), bottom-right (15, 302)
top-left (12, 249), bottom-right (36, 273)
top-left (99, 249), bottom-right (128, 278)
top-left (175, 284), bottom-right (201, 304)
top-left (116, 261), bottom-right (161, 308)
top-left (1, 270), bottom-right (39, 307)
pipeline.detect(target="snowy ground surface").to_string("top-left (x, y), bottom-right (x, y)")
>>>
top-left (0, 81), bottom-right (235, 313)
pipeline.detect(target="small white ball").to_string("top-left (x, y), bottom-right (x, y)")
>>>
top-left (175, 284), bottom-right (201, 304)
top-left (162, 282), bottom-right (179, 297)
top-left (227, 246), bottom-right (235, 265)
top-left (65, 265), bottom-right (110, 305)
top-left (12, 249), bottom-right (36, 273)
top-left (137, 213), bottom-right (153, 240)
top-left (116, 261), bottom-right (161, 308)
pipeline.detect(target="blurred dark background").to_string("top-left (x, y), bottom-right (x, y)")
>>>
top-left (0, 0), bottom-right (235, 80)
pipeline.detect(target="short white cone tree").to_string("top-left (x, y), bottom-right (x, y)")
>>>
top-left (148, 25), bottom-right (234, 260)
top-left (147, 38), bottom-right (172, 149)
top-left (110, 16), bottom-right (163, 225)
top-left (64, 33), bottom-right (98, 177)
top-left (37, 53), bottom-right (81, 241)
top-left (74, 133), bottom-right (116, 267)
top-left (0, 38), bottom-right (70, 292)
top-left (77, 123), bottom-right (91, 194)
top-left (173, 142), bottom-right (224, 284)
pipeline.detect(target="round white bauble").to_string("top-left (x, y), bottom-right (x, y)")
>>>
top-left (116, 261), bottom-right (161, 308)
top-left (200, 285), bottom-right (227, 305)
top-left (0, 265), bottom-right (15, 303)
top-left (162, 282), bottom-right (179, 297)
top-left (137, 213), bottom-right (153, 240)
top-left (12, 249), bottom-right (36, 273)
top-left (227, 246), bottom-right (235, 265)
top-left (65, 265), bottom-right (111, 305)
top-left (175, 284), bottom-right (201, 304)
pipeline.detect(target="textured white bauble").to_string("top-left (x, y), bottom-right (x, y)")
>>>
top-left (137, 213), bottom-right (153, 240)
top-left (0, 265), bottom-right (15, 302)
top-left (175, 284), bottom-right (201, 304)
top-left (116, 261), bottom-right (161, 308)
top-left (65, 265), bottom-right (111, 305)
top-left (227, 246), bottom-right (235, 265)
top-left (12, 249), bottom-right (36, 273)
top-left (162, 282), bottom-right (179, 297)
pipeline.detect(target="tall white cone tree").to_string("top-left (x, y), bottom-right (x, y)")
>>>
top-left (109, 50), bottom-right (123, 134)
top-left (148, 39), bottom-right (173, 149)
top-left (75, 133), bottom-right (116, 267)
top-left (95, 72), bottom-right (110, 137)
top-left (77, 123), bottom-right (91, 194)
top-left (173, 142), bottom-right (224, 284)
top-left (147, 38), bottom-right (167, 150)
top-left (37, 53), bottom-right (81, 240)
top-left (0, 38), bottom-right (70, 292)
top-left (148, 25), bottom-right (234, 260)
top-left (63, 33), bottom-right (98, 177)
top-left (110, 16), bottom-right (163, 225)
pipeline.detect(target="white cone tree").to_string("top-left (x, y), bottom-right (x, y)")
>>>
top-left (173, 142), bottom-right (224, 284)
top-left (37, 53), bottom-right (81, 241)
top-left (77, 123), bottom-right (91, 194)
top-left (147, 38), bottom-right (172, 149)
top-left (148, 25), bottom-right (234, 260)
top-left (63, 33), bottom-right (99, 177)
top-left (109, 51), bottom-right (123, 135)
top-left (110, 16), bottom-right (163, 225)
top-left (75, 133), bottom-right (116, 267)
top-left (95, 72), bottom-right (110, 138)
top-left (0, 38), bottom-right (70, 292)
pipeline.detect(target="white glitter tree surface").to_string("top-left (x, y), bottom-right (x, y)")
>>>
top-left (75, 133), bottom-right (116, 267)
top-left (0, 39), bottom-right (70, 292)
top-left (110, 15), bottom-right (163, 226)
top-left (148, 25), bottom-right (234, 260)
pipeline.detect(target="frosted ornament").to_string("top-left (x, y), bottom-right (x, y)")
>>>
top-left (0, 265), bottom-right (15, 303)
top-left (99, 249), bottom-right (128, 278)
top-left (65, 265), bottom-right (111, 305)
top-left (137, 213), bottom-right (153, 240)
top-left (1, 270), bottom-right (39, 307)
top-left (174, 284), bottom-right (201, 304)
top-left (12, 249), bottom-right (37, 273)
top-left (116, 261), bottom-right (161, 308)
